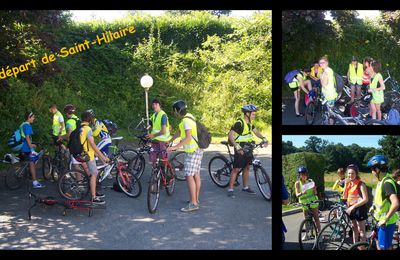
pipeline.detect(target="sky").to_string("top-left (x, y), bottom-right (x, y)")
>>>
top-left (70, 10), bottom-right (257, 22)
top-left (325, 10), bottom-right (380, 20)
top-left (282, 135), bottom-right (384, 148)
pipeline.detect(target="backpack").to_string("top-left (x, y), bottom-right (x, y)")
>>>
top-left (357, 181), bottom-right (374, 209)
top-left (284, 70), bottom-right (300, 84)
top-left (68, 124), bottom-right (89, 156)
top-left (386, 108), bottom-right (400, 125)
top-left (7, 122), bottom-right (28, 152)
top-left (102, 119), bottom-right (118, 137)
top-left (333, 72), bottom-right (345, 96)
top-left (183, 116), bottom-right (212, 149)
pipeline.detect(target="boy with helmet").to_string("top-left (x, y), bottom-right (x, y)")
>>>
top-left (64, 104), bottom-right (80, 139)
top-left (295, 166), bottom-right (321, 238)
top-left (226, 104), bottom-right (268, 198)
top-left (167, 100), bottom-right (203, 212)
top-left (367, 155), bottom-right (400, 250)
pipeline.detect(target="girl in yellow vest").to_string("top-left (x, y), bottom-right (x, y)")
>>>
top-left (310, 60), bottom-right (323, 89)
top-left (288, 68), bottom-right (312, 117)
top-left (367, 155), bottom-right (400, 250)
top-left (168, 100), bottom-right (203, 212)
top-left (367, 61), bottom-right (385, 120)
top-left (295, 166), bottom-right (321, 236)
top-left (343, 164), bottom-right (369, 245)
top-left (319, 55), bottom-right (338, 107)
top-left (332, 168), bottom-right (347, 197)
top-left (347, 56), bottom-right (364, 103)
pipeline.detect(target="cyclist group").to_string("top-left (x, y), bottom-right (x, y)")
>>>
top-left (295, 155), bottom-right (400, 250)
top-left (12, 99), bottom-right (267, 212)
top-left (287, 55), bottom-right (385, 121)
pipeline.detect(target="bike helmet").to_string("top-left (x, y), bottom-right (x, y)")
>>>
top-left (64, 104), bottom-right (76, 114)
top-left (352, 56), bottom-right (358, 61)
top-left (297, 166), bottom-right (308, 174)
top-left (172, 100), bottom-right (187, 116)
top-left (3, 153), bottom-right (20, 164)
top-left (367, 155), bottom-right (388, 168)
top-left (346, 164), bottom-right (359, 173)
top-left (361, 93), bottom-right (372, 104)
top-left (241, 104), bottom-right (258, 113)
top-left (85, 109), bottom-right (95, 117)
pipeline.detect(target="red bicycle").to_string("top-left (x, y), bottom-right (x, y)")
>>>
top-left (147, 148), bottom-right (176, 214)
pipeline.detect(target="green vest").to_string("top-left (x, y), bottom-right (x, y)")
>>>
top-left (370, 73), bottom-right (384, 104)
top-left (52, 111), bottom-right (66, 136)
top-left (322, 67), bottom-right (338, 101)
top-left (234, 118), bottom-right (253, 143)
top-left (66, 114), bottom-right (79, 132)
top-left (288, 72), bottom-right (306, 89)
top-left (150, 110), bottom-right (171, 142)
top-left (348, 63), bottom-right (363, 85)
top-left (298, 179), bottom-right (319, 205)
top-left (373, 173), bottom-right (399, 225)
top-left (178, 113), bottom-right (198, 153)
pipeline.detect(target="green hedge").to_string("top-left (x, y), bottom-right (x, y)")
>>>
top-left (282, 152), bottom-right (326, 202)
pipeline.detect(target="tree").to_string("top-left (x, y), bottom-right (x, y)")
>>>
top-left (304, 136), bottom-right (329, 153)
top-left (381, 11), bottom-right (400, 36)
top-left (209, 10), bottom-right (231, 18)
top-left (166, 10), bottom-right (193, 16)
top-left (282, 141), bottom-right (298, 155)
top-left (378, 135), bottom-right (400, 169)
top-left (330, 10), bottom-right (360, 28)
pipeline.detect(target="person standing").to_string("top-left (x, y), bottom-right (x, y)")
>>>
top-left (64, 104), bottom-right (80, 139)
top-left (167, 100), bottom-right (203, 212)
top-left (288, 68), bottom-right (312, 117)
top-left (347, 56), bottom-right (364, 103)
top-left (367, 61), bottom-right (385, 120)
top-left (319, 55), bottom-right (338, 107)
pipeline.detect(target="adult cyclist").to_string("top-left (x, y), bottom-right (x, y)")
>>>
top-left (64, 104), bottom-right (80, 139)
top-left (367, 155), bottom-right (400, 250)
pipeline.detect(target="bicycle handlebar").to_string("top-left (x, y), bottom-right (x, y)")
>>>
top-left (294, 200), bottom-right (322, 208)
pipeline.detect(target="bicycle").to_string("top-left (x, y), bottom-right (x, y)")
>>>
top-left (128, 116), bottom-right (149, 136)
top-left (42, 138), bottom-right (69, 182)
top-left (304, 87), bottom-right (322, 125)
top-left (208, 140), bottom-right (271, 201)
top-left (147, 147), bottom-right (176, 214)
top-left (4, 147), bottom-right (51, 190)
top-left (58, 150), bottom-right (142, 200)
top-left (296, 200), bottom-right (322, 250)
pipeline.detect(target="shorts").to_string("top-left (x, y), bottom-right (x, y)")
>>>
top-left (348, 205), bottom-right (368, 221)
top-left (311, 79), bottom-right (321, 88)
top-left (71, 157), bottom-right (98, 176)
top-left (20, 152), bottom-right (36, 162)
top-left (233, 144), bottom-right (253, 169)
top-left (377, 223), bottom-right (396, 250)
top-left (149, 141), bottom-right (168, 163)
top-left (184, 148), bottom-right (203, 177)
top-left (302, 202), bottom-right (319, 211)
top-left (350, 83), bottom-right (362, 88)
top-left (290, 87), bottom-right (300, 92)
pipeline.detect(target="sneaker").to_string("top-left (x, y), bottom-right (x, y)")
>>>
top-left (91, 197), bottom-right (105, 205)
top-left (96, 192), bottom-right (105, 198)
top-left (180, 203), bottom-right (199, 212)
top-left (227, 190), bottom-right (235, 198)
top-left (242, 187), bottom-right (256, 195)
top-left (186, 200), bottom-right (200, 206)
top-left (32, 182), bottom-right (45, 189)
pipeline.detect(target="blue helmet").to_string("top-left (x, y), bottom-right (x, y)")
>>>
top-left (297, 166), bottom-right (308, 174)
top-left (241, 104), bottom-right (258, 113)
top-left (367, 155), bottom-right (388, 168)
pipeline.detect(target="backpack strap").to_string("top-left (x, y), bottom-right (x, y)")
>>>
top-left (183, 116), bottom-right (199, 145)
top-left (80, 124), bottom-right (90, 152)
top-left (19, 122), bottom-right (30, 139)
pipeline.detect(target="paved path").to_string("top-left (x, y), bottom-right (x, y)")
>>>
top-left (282, 97), bottom-right (322, 125)
top-left (0, 144), bottom-right (271, 249)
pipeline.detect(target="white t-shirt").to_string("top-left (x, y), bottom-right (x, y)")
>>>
top-left (183, 121), bottom-right (192, 131)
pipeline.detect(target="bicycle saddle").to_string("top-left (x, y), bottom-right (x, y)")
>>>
top-left (220, 141), bottom-right (229, 146)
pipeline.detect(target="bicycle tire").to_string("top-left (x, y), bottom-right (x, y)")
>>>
top-left (147, 170), bottom-right (161, 214)
top-left (39, 155), bottom-right (53, 181)
top-left (254, 166), bottom-right (272, 201)
top-left (305, 101), bottom-right (316, 125)
top-left (170, 151), bottom-right (186, 181)
top-left (316, 221), bottom-right (347, 250)
top-left (116, 168), bottom-right (142, 198)
top-left (298, 218), bottom-right (318, 250)
top-left (128, 154), bottom-right (146, 179)
top-left (5, 163), bottom-right (27, 190)
top-left (348, 241), bottom-right (373, 250)
top-left (365, 119), bottom-right (387, 125)
top-left (58, 170), bottom-right (90, 200)
top-left (208, 154), bottom-right (232, 188)
top-left (327, 206), bottom-right (340, 223)
top-left (165, 166), bottom-right (175, 196)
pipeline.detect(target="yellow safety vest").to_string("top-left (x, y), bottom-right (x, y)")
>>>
top-left (298, 179), bottom-right (319, 209)
top-left (322, 67), bottom-right (338, 101)
top-left (310, 67), bottom-right (323, 80)
top-left (52, 111), bottom-right (66, 136)
top-left (234, 118), bottom-right (253, 143)
top-left (150, 110), bottom-right (171, 142)
top-left (288, 72), bottom-right (306, 89)
top-left (370, 73), bottom-right (384, 104)
top-left (373, 174), bottom-right (399, 225)
top-left (348, 62), bottom-right (364, 85)
top-left (178, 113), bottom-right (198, 153)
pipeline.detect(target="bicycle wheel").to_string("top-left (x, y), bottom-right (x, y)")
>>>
top-left (128, 118), bottom-right (148, 136)
top-left (316, 221), bottom-right (347, 250)
top-left (254, 166), bottom-right (272, 201)
top-left (327, 206), bottom-right (340, 223)
top-left (165, 167), bottom-right (175, 196)
top-left (348, 241), bottom-right (374, 250)
top-left (147, 170), bottom-right (161, 214)
top-left (39, 154), bottom-right (53, 181)
top-left (117, 168), bottom-right (142, 198)
top-left (365, 119), bottom-right (387, 125)
top-left (58, 170), bottom-right (90, 200)
top-left (170, 151), bottom-right (186, 181)
top-left (128, 154), bottom-right (145, 179)
top-left (5, 163), bottom-right (27, 190)
top-left (208, 155), bottom-right (232, 188)
top-left (305, 102), bottom-right (316, 125)
top-left (298, 218), bottom-right (318, 250)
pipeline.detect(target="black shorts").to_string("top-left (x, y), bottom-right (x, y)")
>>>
top-left (290, 87), bottom-right (300, 92)
top-left (233, 144), bottom-right (253, 169)
top-left (348, 205), bottom-right (368, 221)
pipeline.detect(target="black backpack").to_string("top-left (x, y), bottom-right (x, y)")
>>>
top-left (68, 124), bottom-right (89, 156)
top-left (183, 116), bottom-right (212, 149)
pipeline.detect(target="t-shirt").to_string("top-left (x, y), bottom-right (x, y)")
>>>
top-left (231, 120), bottom-right (255, 136)
top-left (21, 123), bottom-right (33, 153)
top-left (80, 124), bottom-right (94, 160)
top-left (381, 180), bottom-right (400, 201)
top-left (149, 114), bottom-right (167, 127)
top-left (362, 70), bottom-right (370, 85)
